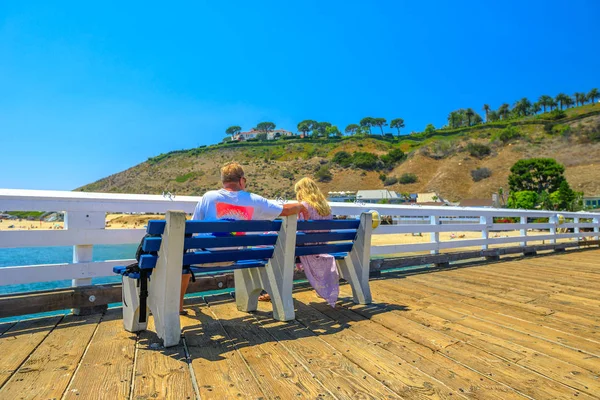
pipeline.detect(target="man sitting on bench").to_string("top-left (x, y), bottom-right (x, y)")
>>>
top-left (179, 162), bottom-right (307, 312)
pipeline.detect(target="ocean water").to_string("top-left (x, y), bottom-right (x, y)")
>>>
top-left (0, 244), bottom-right (139, 295)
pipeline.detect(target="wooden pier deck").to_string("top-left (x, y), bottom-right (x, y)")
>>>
top-left (0, 249), bottom-right (599, 399)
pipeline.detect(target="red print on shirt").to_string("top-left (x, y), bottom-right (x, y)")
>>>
top-left (215, 202), bottom-right (255, 220)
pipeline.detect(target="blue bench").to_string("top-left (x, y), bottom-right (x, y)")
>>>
top-left (114, 210), bottom-right (373, 347)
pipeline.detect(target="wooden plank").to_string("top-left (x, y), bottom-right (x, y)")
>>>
top-left (63, 309), bottom-right (137, 400)
top-left (0, 273), bottom-right (235, 319)
top-left (401, 271), bottom-right (600, 327)
top-left (252, 298), bottom-right (402, 399)
top-left (378, 274), bottom-right (600, 335)
top-left (0, 314), bottom-right (101, 399)
top-left (338, 285), bottom-right (596, 399)
top-left (370, 278), bottom-right (600, 375)
top-left (292, 297), bottom-right (460, 399)
top-left (181, 298), bottom-right (267, 399)
top-left (132, 316), bottom-right (196, 399)
top-left (0, 316), bottom-right (62, 388)
top-left (295, 289), bottom-right (525, 400)
top-left (345, 284), bottom-right (600, 397)
top-left (0, 322), bottom-right (15, 336)
top-left (204, 295), bottom-right (335, 399)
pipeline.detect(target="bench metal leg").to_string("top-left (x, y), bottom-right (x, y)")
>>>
top-left (122, 276), bottom-right (148, 332)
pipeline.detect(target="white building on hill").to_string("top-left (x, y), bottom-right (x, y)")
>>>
top-left (234, 129), bottom-right (295, 141)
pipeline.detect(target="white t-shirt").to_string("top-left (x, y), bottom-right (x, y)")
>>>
top-left (192, 189), bottom-right (283, 221)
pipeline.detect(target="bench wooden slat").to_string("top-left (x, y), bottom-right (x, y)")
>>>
top-left (296, 231), bottom-right (357, 244)
top-left (147, 220), bottom-right (283, 235)
top-left (295, 243), bottom-right (354, 257)
top-left (143, 234), bottom-right (279, 252)
top-left (190, 260), bottom-right (268, 274)
top-left (297, 220), bottom-right (360, 230)
top-left (139, 248), bottom-right (276, 269)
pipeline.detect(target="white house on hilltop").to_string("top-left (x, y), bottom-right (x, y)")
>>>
top-left (234, 129), bottom-right (295, 141)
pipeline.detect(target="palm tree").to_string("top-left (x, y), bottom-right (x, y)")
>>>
top-left (588, 88), bottom-right (599, 105)
top-left (390, 118), bottom-right (405, 136)
top-left (555, 93), bottom-right (570, 110)
top-left (547, 98), bottom-right (557, 111)
top-left (531, 102), bottom-right (541, 114)
top-left (538, 95), bottom-right (552, 113)
top-left (465, 108), bottom-right (475, 126)
top-left (563, 96), bottom-right (574, 108)
top-left (482, 104), bottom-right (490, 122)
top-left (345, 124), bottom-right (359, 135)
top-left (574, 92), bottom-right (586, 106)
top-left (499, 103), bottom-right (511, 120)
top-left (360, 117), bottom-right (374, 134)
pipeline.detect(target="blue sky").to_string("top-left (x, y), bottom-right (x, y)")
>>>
top-left (1, 1), bottom-right (599, 191)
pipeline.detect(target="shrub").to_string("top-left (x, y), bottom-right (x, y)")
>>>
top-left (384, 176), bottom-right (398, 186)
top-left (496, 126), bottom-right (521, 143)
top-left (550, 124), bottom-right (571, 136)
top-left (421, 141), bottom-right (456, 159)
top-left (281, 170), bottom-right (294, 180)
top-left (471, 167), bottom-right (492, 182)
top-left (398, 173), bottom-right (418, 184)
top-left (256, 132), bottom-right (268, 140)
top-left (332, 151), bottom-right (352, 167)
top-left (466, 142), bottom-right (491, 158)
top-left (547, 109), bottom-right (567, 120)
top-left (379, 173), bottom-right (387, 182)
top-left (380, 148), bottom-right (406, 169)
top-left (352, 152), bottom-right (380, 170)
top-left (315, 165), bottom-right (332, 182)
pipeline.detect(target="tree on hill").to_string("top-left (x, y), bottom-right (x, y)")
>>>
top-left (297, 120), bottom-right (314, 137)
top-left (424, 123), bottom-right (436, 134)
top-left (498, 103), bottom-right (510, 120)
top-left (588, 88), bottom-right (599, 104)
top-left (547, 98), bottom-right (558, 111)
top-left (448, 111), bottom-right (461, 128)
top-left (465, 108), bottom-right (475, 126)
top-left (345, 124), bottom-right (359, 135)
top-left (508, 158), bottom-right (566, 194)
top-left (512, 98), bottom-right (532, 117)
top-left (574, 92), bottom-right (587, 106)
top-left (563, 96), bottom-right (574, 109)
top-left (256, 122), bottom-right (276, 137)
top-left (390, 118), bottom-right (405, 136)
top-left (538, 95), bottom-right (552, 113)
top-left (482, 104), bottom-right (490, 122)
top-left (225, 125), bottom-right (241, 137)
top-left (531, 102), bottom-right (541, 114)
top-left (487, 110), bottom-right (500, 122)
top-left (316, 122), bottom-right (332, 137)
top-left (325, 125), bottom-right (342, 138)
top-left (372, 118), bottom-right (387, 135)
top-left (360, 117), bottom-right (374, 134)
top-left (555, 93), bottom-right (570, 110)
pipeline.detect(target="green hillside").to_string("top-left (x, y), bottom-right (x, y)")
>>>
top-left (77, 104), bottom-right (600, 202)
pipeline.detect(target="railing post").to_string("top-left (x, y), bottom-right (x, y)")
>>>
top-left (430, 215), bottom-right (439, 255)
top-left (574, 217), bottom-right (580, 237)
top-left (520, 216), bottom-right (527, 247)
top-left (594, 217), bottom-right (599, 241)
top-left (549, 214), bottom-right (557, 245)
top-left (65, 211), bottom-right (107, 316)
top-left (480, 216), bottom-right (489, 250)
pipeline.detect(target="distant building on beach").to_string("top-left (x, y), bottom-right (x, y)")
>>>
top-left (356, 190), bottom-right (402, 204)
top-left (233, 129), bottom-right (295, 141)
top-left (584, 196), bottom-right (600, 209)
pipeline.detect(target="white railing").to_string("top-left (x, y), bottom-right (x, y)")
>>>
top-left (0, 188), bottom-right (598, 288)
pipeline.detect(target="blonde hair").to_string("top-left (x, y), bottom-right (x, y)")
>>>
top-left (294, 177), bottom-right (331, 216)
top-left (221, 162), bottom-right (245, 183)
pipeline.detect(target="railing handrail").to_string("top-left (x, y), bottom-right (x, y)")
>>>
top-left (0, 188), bottom-right (599, 288)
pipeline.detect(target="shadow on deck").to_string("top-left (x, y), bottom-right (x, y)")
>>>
top-left (0, 249), bottom-right (599, 399)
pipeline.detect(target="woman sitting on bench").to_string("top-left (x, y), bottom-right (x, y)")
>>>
top-left (260, 177), bottom-right (339, 306)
